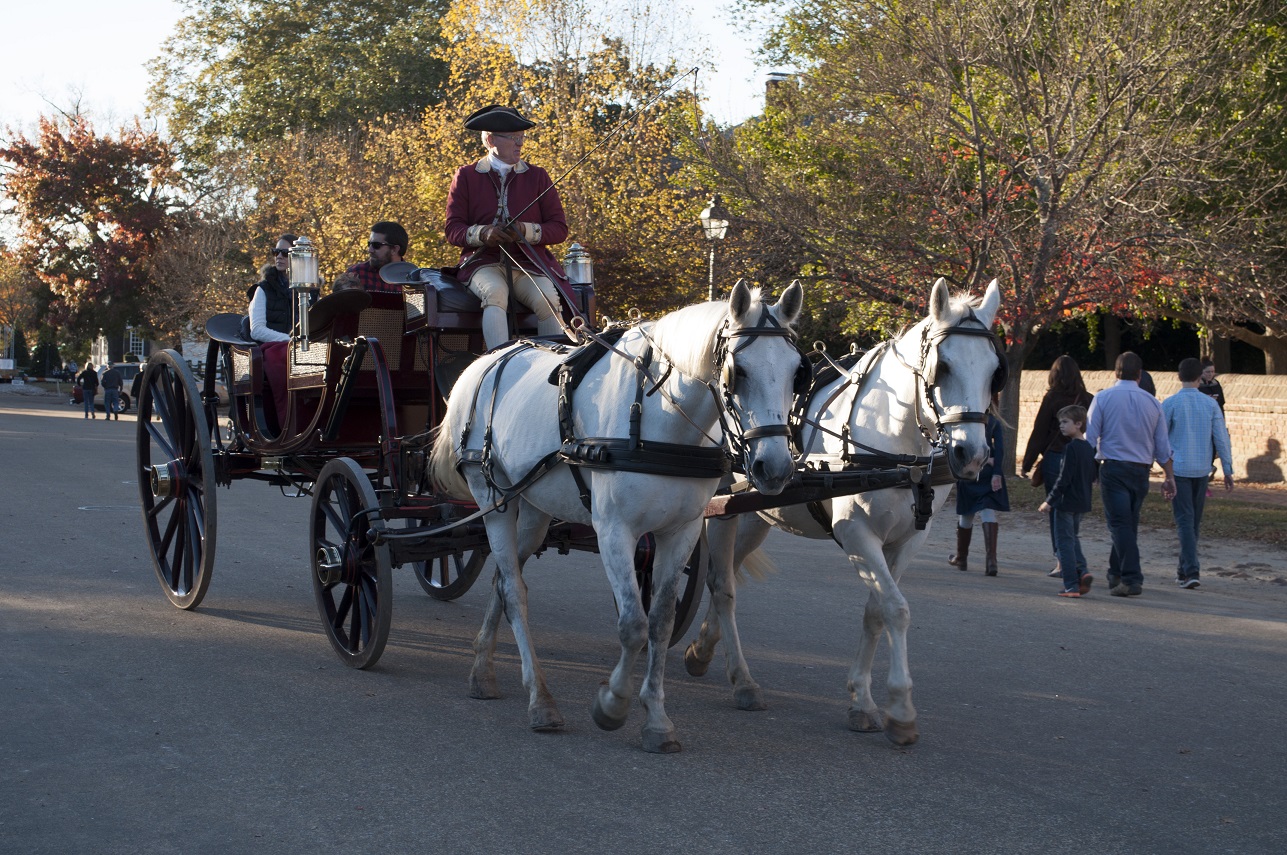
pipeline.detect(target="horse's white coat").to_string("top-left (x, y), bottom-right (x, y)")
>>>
top-left (430, 282), bottom-right (803, 753)
top-left (686, 278), bottom-right (1002, 744)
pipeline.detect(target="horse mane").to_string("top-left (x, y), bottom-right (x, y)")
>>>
top-left (648, 290), bottom-right (767, 380)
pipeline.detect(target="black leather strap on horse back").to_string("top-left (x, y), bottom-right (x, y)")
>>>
top-left (547, 324), bottom-right (628, 387)
top-left (560, 438), bottom-right (730, 478)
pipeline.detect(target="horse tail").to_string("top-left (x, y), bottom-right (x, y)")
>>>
top-left (429, 360), bottom-right (487, 500)
top-left (429, 422), bottom-right (470, 499)
top-left (736, 546), bottom-right (779, 582)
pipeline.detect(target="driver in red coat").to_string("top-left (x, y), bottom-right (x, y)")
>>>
top-left (444, 105), bottom-right (571, 349)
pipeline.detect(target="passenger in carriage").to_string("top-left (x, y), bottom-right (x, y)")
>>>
top-left (332, 220), bottom-right (408, 294)
top-left (247, 233), bottom-right (297, 428)
top-left (445, 104), bottom-right (571, 349)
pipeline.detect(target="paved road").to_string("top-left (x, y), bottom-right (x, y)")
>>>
top-left (2, 394), bottom-right (1286, 854)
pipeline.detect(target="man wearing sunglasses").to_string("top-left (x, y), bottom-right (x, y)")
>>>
top-left (445, 105), bottom-right (572, 349)
top-left (333, 221), bottom-right (409, 293)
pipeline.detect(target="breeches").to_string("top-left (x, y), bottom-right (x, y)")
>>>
top-left (467, 264), bottom-right (561, 321)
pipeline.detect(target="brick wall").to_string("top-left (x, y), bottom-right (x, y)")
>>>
top-left (1017, 372), bottom-right (1287, 483)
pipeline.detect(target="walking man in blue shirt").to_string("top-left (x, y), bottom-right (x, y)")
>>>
top-left (1085, 352), bottom-right (1176, 597)
top-left (1163, 357), bottom-right (1234, 589)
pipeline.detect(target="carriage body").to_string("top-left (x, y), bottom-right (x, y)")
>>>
top-left (134, 265), bottom-right (612, 665)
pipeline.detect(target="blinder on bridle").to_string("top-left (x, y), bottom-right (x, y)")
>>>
top-left (918, 314), bottom-right (1006, 429)
top-left (717, 304), bottom-right (811, 446)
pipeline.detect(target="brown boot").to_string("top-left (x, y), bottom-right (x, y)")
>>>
top-left (948, 526), bottom-right (972, 571)
top-left (983, 521), bottom-right (999, 576)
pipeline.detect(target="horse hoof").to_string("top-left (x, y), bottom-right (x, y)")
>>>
top-left (529, 707), bottom-right (565, 732)
top-left (684, 644), bottom-right (711, 677)
top-left (884, 716), bottom-right (920, 745)
top-left (642, 729), bottom-right (682, 754)
top-left (734, 685), bottom-right (767, 711)
top-left (468, 674), bottom-right (501, 700)
top-left (591, 692), bottom-right (629, 731)
top-left (847, 708), bottom-right (884, 733)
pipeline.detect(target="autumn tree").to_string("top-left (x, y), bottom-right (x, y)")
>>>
top-left (698, 0), bottom-right (1287, 467)
top-left (410, 0), bottom-right (709, 317)
top-left (148, 0), bottom-right (452, 163)
top-left (0, 115), bottom-right (182, 350)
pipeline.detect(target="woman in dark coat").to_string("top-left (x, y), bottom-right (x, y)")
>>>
top-left (1020, 355), bottom-right (1094, 574)
top-left (948, 398), bottom-right (1010, 576)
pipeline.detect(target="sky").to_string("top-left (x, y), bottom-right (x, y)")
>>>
top-left (0, 0), bottom-right (781, 135)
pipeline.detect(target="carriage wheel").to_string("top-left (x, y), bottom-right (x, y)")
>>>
top-left (412, 544), bottom-right (487, 601)
top-left (310, 458), bottom-right (393, 669)
top-left (634, 534), bottom-right (709, 648)
top-left (136, 351), bottom-right (217, 610)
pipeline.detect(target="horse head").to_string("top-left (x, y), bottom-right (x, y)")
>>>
top-left (923, 277), bottom-right (1002, 480)
top-left (721, 280), bottom-right (805, 495)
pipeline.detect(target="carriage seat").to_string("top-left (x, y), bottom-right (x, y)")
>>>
top-left (389, 264), bottom-right (537, 334)
top-left (206, 312), bottom-right (257, 348)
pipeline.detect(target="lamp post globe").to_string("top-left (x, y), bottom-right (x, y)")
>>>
top-left (699, 195), bottom-right (730, 302)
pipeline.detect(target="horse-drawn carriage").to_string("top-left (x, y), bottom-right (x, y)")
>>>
top-left (134, 236), bottom-right (1004, 752)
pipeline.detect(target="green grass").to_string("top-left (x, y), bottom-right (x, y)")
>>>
top-left (1138, 495), bottom-right (1287, 549)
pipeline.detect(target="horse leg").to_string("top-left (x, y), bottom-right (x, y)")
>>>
top-left (468, 568), bottom-right (504, 700)
top-left (470, 501), bottom-right (564, 731)
top-left (846, 592), bottom-right (886, 733)
top-left (686, 514), bottom-right (770, 711)
top-left (589, 526), bottom-right (650, 737)
top-left (636, 527), bottom-right (701, 753)
top-left (469, 506), bottom-right (553, 703)
top-left (835, 522), bottom-right (918, 745)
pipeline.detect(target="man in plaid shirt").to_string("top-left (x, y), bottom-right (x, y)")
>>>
top-left (334, 221), bottom-right (408, 293)
top-left (1162, 357), bottom-right (1235, 589)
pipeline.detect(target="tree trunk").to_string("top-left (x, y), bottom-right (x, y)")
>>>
top-left (998, 339), bottom-right (1031, 476)
top-left (1200, 330), bottom-right (1232, 372)
top-left (1102, 314), bottom-right (1121, 370)
top-left (1264, 338), bottom-right (1287, 375)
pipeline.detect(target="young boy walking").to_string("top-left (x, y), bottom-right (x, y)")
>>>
top-left (1039, 405), bottom-right (1098, 598)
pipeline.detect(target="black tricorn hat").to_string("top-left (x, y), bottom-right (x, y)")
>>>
top-left (463, 105), bottom-right (536, 133)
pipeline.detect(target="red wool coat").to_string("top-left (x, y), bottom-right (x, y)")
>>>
top-left (444, 156), bottom-right (570, 289)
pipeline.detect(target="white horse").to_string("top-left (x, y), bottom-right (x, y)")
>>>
top-left (684, 278), bottom-right (1002, 745)
top-left (430, 281), bottom-right (805, 753)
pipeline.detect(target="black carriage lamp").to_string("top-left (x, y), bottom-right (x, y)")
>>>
top-left (699, 195), bottom-right (731, 302)
top-left (288, 236), bottom-right (321, 352)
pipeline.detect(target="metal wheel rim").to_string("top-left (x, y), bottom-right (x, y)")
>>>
top-left (310, 458), bottom-right (393, 669)
top-left (136, 351), bottom-right (217, 610)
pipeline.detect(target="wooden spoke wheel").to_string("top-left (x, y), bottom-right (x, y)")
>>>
top-left (136, 351), bottom-right (217, 610)
top-left (634, 533), bottom-right (709, 648)
top-left (413, 544), bottom-right (487, 601)
top-left (310, 458), bottom-right (393, 669)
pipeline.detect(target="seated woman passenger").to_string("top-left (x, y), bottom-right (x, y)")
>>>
top-left (247, 233), bottom-right (296, 428)
top-left (444, 105), bottom-right (571, 350)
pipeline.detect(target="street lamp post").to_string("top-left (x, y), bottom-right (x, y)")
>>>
top-left (699, 195), bottom-right (730, 302)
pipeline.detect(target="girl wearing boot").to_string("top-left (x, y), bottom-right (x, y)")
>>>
top-left (948, 395), bottom-right (1010, 575)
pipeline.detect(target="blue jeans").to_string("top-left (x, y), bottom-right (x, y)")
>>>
top-left (1041, 452), bottom-right (1064, 559)
top-left (1172, 475), bottom-right (1209, 581)
top-left (103, 389), bottom-right (120, 418)
top-left (1053, 510), bottom-right (1088, 591)
top-left (1100, 460), bottom-right (1152, 588)
top-left (83, 391), bottom-right (96, 417)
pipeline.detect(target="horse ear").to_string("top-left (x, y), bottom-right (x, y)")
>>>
top-left (775, 280), bottom-right (804, 327)
top-left (729, 279), bottom-right (753, 322)
top-left (976, 279), bottom-right (1001, 326)
top-left (929, 277), bottom-right (951, 322)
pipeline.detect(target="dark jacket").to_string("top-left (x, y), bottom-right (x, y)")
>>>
top-left (100, 366), bottom-right (123, 390)
top-left (1198, 379), bottom-right (1226, 412)
top-left (77, 368), bottom-right (99, 392)
top-left (1045, 437), bottom-right (1097, 513)
top-left (955, 415), bottom-right (1011, 515)
top-left (1021, 387), bottom-right (1094, 473)
top-left (247, 265), bottom-right (293, 335)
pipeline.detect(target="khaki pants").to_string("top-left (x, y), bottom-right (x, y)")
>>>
top-left (467, 264), bottom-right (561, 321)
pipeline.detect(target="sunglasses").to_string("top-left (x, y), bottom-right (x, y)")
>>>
top-left (368, 241), bottom-right (391, 250)
top-left (492, 133), bottom-right (525, 143)
top-left (272, 249), bottom-right (290, 257)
